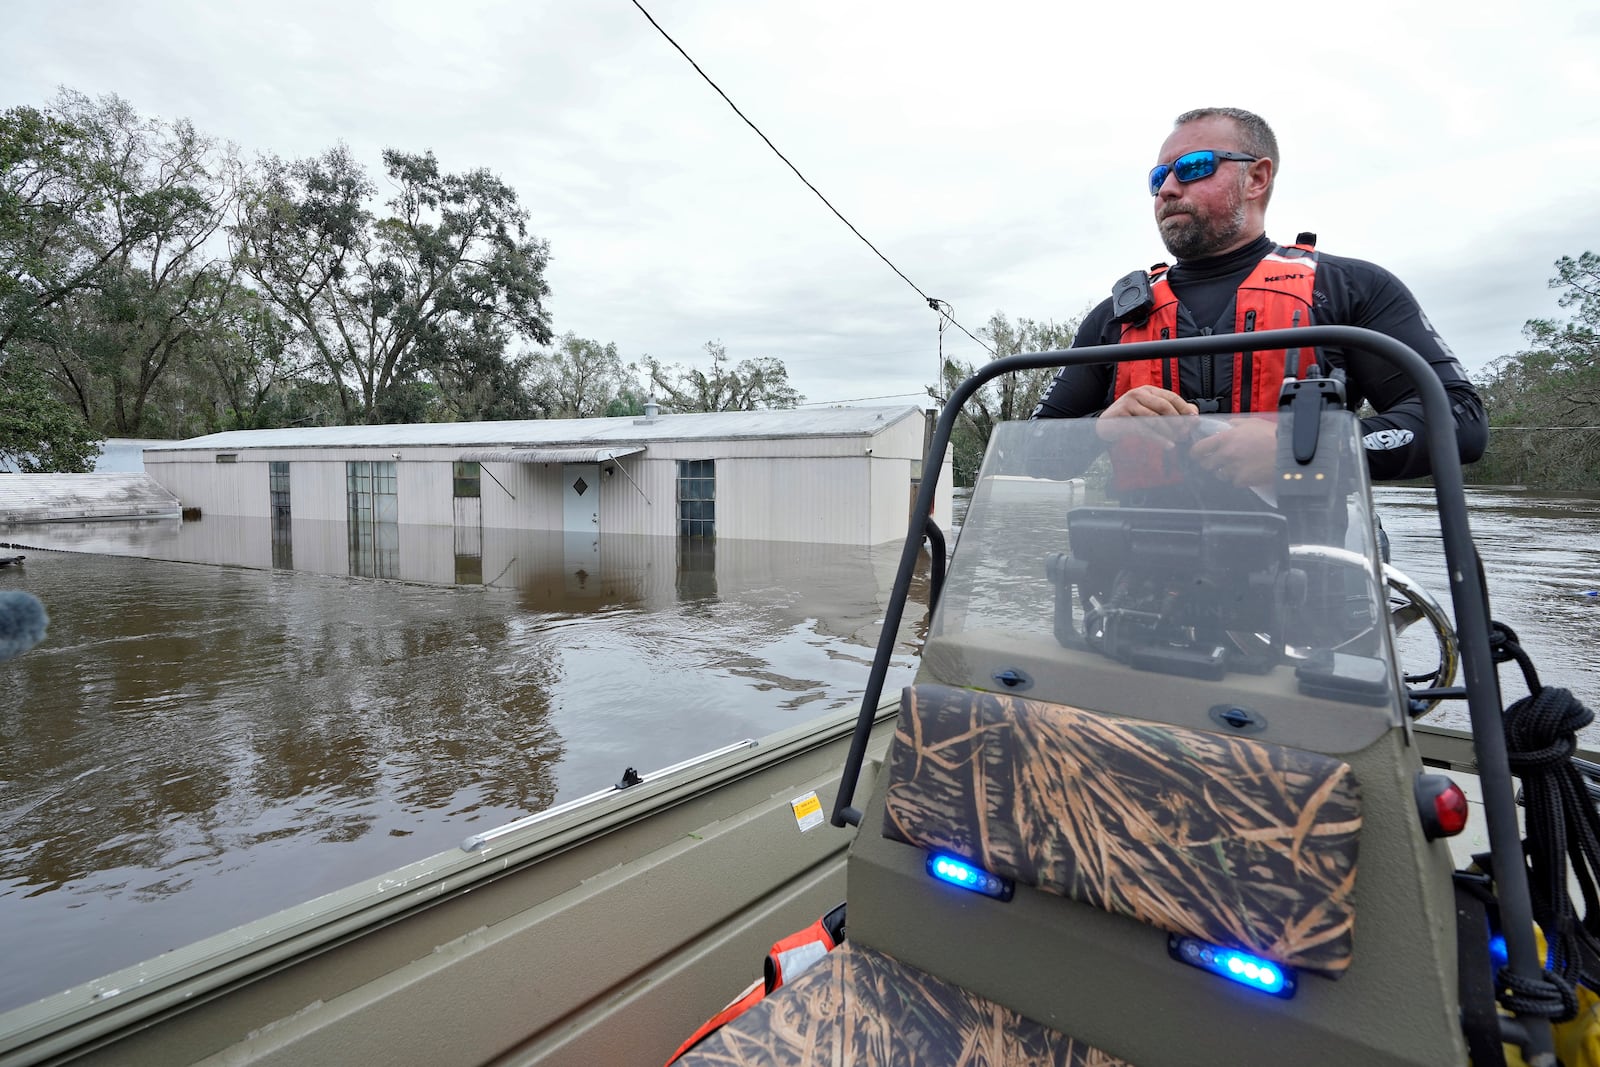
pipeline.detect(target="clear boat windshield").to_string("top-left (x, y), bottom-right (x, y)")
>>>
top-left (924, 410), bottom-right (1406, 749)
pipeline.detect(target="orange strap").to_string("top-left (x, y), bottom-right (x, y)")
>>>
top-left (663, 978), bottom-right (765, 1065)
top-left (663, 915), bottom-right (840, 1065)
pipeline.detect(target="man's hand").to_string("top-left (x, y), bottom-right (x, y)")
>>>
top-left (1188, 417), bottom-right (1278, 487)
top-left (1095, 385), bottom-right (1199, 447)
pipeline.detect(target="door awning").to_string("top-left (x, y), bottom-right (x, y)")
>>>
top-left (458, 446), bottom-right (645, 465)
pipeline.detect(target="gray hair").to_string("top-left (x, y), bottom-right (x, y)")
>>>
top-left (1174, 108), bottom-right (1278, 200)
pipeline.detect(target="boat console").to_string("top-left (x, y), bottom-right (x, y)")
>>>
top-left (839, 411), bottom-right (1463, 1067)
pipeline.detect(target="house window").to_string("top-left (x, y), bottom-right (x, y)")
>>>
top-left (269, 461), bottom-right (291, 519)
top-left (677, 459), bottom-right (715, 538)
top-left (346, 461), bottom-right (399, 523)
top-left (347, 461), bottom-right (399, 579)
top-left (452, 461), bottom-right (481, 499)
top-left (215, 453), bottom-right (237, 464)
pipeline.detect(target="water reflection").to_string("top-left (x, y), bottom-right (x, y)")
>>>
top-left (0, 516), bottom-right (926, 1013)
top-left (271, 513), bottom-right (293, 570)
top-left (678, 537), bottom-right (717, 603)
top-left (348, 514), bottom-right (400, 579)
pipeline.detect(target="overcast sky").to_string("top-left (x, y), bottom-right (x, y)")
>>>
top-left (5, 1), bottom-right (1597, 409)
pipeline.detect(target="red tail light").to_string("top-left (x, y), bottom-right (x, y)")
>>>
top-left (1415, 773), bottom-right (1470, 839)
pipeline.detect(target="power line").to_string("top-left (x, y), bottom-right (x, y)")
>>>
top-left (628, 0), bottom-right (994, 359)
top-left (797, 390), bottom-right (930, 407)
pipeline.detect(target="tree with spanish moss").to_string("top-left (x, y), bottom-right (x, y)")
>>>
top-left (645, 341), bottom-right (802, 412)
top-left (235, 146), bottom-right (553, 424)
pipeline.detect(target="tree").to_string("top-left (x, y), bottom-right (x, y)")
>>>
top-left (930, 313), bottom-right (1079, 485)
top-left (526, 333), bottom-right (637, 419)
top-left (645, 341), bottom-right (802, 412)
top-left (2, 91), bottom-right (244, 438)
top-left (0, 99), bottom-right (121, 356)
top-left (0, 356), bottom-right (101, 472)
top-left (235, 146), bottom-right (554, 424)
top-left (190, 286), bottom-right (317, 431)
top-left (1473, 252), bottom-right (1600, 489)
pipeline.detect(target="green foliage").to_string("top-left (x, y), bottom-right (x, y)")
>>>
top-left (236, 146), bottom-right (552, 424)
top-left (4, 89), bottom-right (567, 441)
top-left (604, 389), bottom-right (648, 418)
top-left (0, 357), bottom-right (102, 471)
top-left (2, 90), bottom-right (246, 442)
top-left (0, 98), bottom-right (119, 355)
top-left (527, 333), bottom-right (638, 419)
top-left (190, 287), bottom-right (311, 431)
top-left (1472, 252), bottom-right (1600, 489)
top-left (645, 341), bottom-right (802, 412)
top-left (932, 313), bottom-right (1080, 485)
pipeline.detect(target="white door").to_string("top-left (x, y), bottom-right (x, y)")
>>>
top-left (562, 463), bottom-right (600, 534)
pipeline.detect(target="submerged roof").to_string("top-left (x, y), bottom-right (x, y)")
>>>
top-left (0, 473), bottom-right (181, 524)
top-left (148, 406), bottom-right (924, 453)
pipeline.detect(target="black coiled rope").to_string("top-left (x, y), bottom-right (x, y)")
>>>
top-left (1496, 620), bottom-right (1599, 1020)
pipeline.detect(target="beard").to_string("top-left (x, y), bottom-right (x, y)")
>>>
top-left (1156, 181), bottom-right (1248, 260)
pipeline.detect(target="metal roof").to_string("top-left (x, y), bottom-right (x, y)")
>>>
top-left (146, 406), bottom-right (924, 453)
top-left (456, 445), bottom-right (646, 464)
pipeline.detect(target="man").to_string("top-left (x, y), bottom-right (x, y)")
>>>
top-left (1033, 107), bottom-right (1486, 485)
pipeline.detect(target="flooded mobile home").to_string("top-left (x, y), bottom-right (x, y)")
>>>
top-left (141, 406), bottom-right (951, 547)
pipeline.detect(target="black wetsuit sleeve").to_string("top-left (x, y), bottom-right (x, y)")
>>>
top-left (1315, 256), bottom-right (1487, 481)
top-left (1031, 298), bottom-right (1118, 419)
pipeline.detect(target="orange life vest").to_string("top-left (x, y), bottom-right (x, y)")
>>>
top-left (1114, 240), bottom-right (1320, 414)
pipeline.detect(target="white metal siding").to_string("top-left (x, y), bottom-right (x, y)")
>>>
top-left (397, 523), bottom-right (458, 584)
top-left (397, 462), bottom-right (454, 526)
top-left (715, 456), bottom-right (873, 544)
top-left (141, 413), bottom-right (939, 545)
top-left (598, 457), bottom-right (674, 538)
top-left (144, 458), bottom-right (271, 518)
top-left (295, 462), bottom-right (346, 522)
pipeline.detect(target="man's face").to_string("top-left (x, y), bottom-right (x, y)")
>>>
top-left (1152, 116), bottom-right (1254, 260)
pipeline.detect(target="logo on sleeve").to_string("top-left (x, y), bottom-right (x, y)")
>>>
top-left (1363, 428), bottom-right (1414, 451)
top-left (1418, 311), bottom-right (1460, 362)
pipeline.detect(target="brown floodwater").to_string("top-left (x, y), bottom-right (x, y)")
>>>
top-left (0, 517), bottom-right (931, 1013)
top-left (1376, 485), bottom-right (1600, 726)
top-left (0, 485), bottom-right (1597, 1015)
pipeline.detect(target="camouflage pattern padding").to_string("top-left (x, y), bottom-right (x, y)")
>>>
top-left (882, 685), bottom-right (1361, 975)
top-left (674, 940), bottom-right (1131, 1066)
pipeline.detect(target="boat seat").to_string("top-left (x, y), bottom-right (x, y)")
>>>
top-left (880, 683), bottom-right (1363, 976)
top-left (672, 938), bottom-right (1129, 1066)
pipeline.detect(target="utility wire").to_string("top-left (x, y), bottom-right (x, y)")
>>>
top-left (628, 0), bottom-right (995, 358)
top-left (797, 390), bottom-right (930, 407)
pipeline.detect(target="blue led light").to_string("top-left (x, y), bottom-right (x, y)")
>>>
top-left (926, 853), bottom-right (1013, 901)
top-left (1169, 936), bottom-right (1297, 998)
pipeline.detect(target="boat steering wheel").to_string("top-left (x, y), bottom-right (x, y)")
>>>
top-left (1283, 545), bottom-right (1459, 716)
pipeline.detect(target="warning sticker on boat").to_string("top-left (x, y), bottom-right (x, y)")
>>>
top-left (790, 792), bottom-right (825, 832)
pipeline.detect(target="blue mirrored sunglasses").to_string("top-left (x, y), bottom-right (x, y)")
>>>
top-left (1148, 150), bottom-right (1259, 196)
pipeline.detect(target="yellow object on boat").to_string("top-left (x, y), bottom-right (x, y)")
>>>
top-left (1503, 928), bottom-right (1600, 1067)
